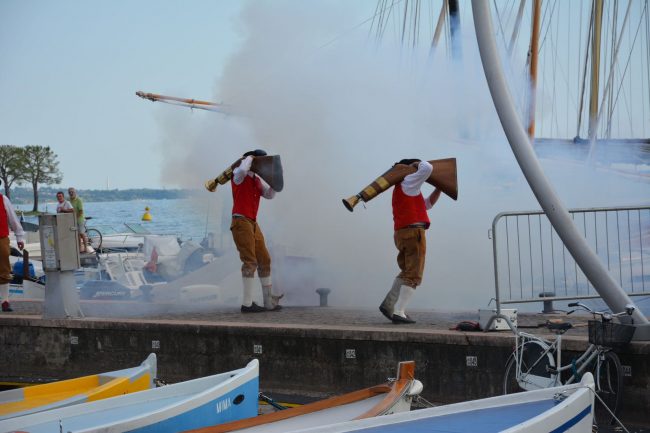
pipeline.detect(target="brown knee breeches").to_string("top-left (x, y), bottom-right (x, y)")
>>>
top-left (0, 237), bottom-right (11, 284)
top-left (230, 217), bottom-right (271, 278)
top-left (394, 227), bottom-right (426, 288)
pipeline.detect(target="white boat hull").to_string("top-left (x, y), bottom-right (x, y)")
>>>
top-left (0, 360), bottom-right (259, 433)
top-left (285, 373), bottom-right (595, 433)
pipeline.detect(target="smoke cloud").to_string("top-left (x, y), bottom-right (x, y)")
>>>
top-left (155, 2), bottom-right (649, 312)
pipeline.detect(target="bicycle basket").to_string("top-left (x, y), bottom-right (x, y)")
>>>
top-left (588, 320), bottom-right (635, 348)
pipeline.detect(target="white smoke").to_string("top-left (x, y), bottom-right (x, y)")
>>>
top-left (156, 1), bottom-right (649, 312)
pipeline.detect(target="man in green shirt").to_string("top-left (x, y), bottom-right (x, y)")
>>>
top-left (68, 187), bottom-right (88, 253)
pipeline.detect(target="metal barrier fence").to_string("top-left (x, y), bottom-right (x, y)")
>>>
top-left (490, 205), bottom-right (650, 311)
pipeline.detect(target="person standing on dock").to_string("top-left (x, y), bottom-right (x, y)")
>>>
top-left (55, 191), bottom-right (73, 213)
top-left (67, 187), bottom-right (89, 253)
top-left (380, 159), bottom-right (441, 324)
top-left (231, 149), bottom-right (283, 313)
top-left (0, 180), bottom-right (25, 312)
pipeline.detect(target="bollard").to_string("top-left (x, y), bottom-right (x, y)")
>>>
top-left (316, 288), bottom-right (331, 307)
top-left (539, 292), bottom-right (556, 314)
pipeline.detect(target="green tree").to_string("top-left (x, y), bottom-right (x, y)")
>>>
top-left (22, 145), bottom-right (63, 212)
top-left (0, 145), bottom-right (26, 199)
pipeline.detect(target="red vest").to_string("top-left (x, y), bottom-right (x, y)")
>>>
top-left (0, 197), bottom-right (8, 237)
top-left (232, 175), bottom-right (263, 220)
top-left (392, 184), bottom-right (430, 230)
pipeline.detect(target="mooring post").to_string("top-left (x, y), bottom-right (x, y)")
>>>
top-left (316, 288), bottom-right (331, 307)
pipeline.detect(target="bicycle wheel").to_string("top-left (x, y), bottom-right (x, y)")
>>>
top-left (503, 340), bottom-right (556, 394)
top-left (86, 228), bottom-right (103, 252)
top-left (594, 351), bottom-right (624, 425)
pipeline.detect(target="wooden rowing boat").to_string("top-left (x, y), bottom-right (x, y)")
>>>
top-left (0, 353), bottom-right (156, 420)
top-left (0, 359), bottom-right (259, 433)
top-left (282, 372), bottom-right (595, 433)
top-left (185, 360), bottom-right (422, 433)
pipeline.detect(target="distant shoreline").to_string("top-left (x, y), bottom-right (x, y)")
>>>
top-left (8, 186), bottom-right (200, 205)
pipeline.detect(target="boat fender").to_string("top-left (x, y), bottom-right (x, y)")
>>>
top-left (407, 379), bottom-right (424, 396)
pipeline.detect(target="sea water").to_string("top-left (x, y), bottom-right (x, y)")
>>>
top-left (16, 198), bottom-right (224, 242)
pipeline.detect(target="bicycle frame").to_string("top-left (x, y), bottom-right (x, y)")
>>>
top-left (514, 330), bottom-right (607, 390)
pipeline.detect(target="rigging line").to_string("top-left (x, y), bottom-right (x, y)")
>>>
top-left (380, 0), bottom-right (397, 43)
top-left (645, 0), bottom-right (650, 136)
top-left (368, 0), bottom-right (381, 39)
top-left (493, 0), bottom-right (510, 50)
top-left (367, 0), bottom-right (383, 44)
top-left (604, 0), bottom-right (618, 138)
top-left (577, 0), bottom-right (584, 134)
top-left (538, 0), bottom-right (559, 52)
top-left (551, 12), bottom-right (560, 136)
top-left (641, 0), bottom-right (650, 137)
top-left (567, 1), bottom-right (571, 135)
top-left (577, 0), bottom-right (595, 137)
top-left (609, 1), bottom-right (647, 138)
top-left (553, 8), bottom-right (561, 136)
top-left (413, 0), bottom-right (420, 49)
top-left (400, 0), bottom-right (408, 47)
top-left (540, 9), bottom-right (547, 136)
top-left (508, 0), bottom-right (526, 57)
top-left (504, 0), bottom-right (517, 30)
top-left (429, 0), bottom-right (447, 54)
top-left (322, 0), bottom-right (404, 49)
top-left (373, 0), bottom-right (384, 44)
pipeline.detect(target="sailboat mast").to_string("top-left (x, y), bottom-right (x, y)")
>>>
top-left (508, 0), bottom-right (527, 56)
top-left (587, 0), bottom-right (604, 140)
top-left (429, 0), bottom-right (448, 55)
top-left (527, 0), bottom-right (542, 139)
top-left (448, 0), bottom-right (462, 58)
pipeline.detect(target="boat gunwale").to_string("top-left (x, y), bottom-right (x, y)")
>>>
top-left (184, 361), bottom-right (416, 433)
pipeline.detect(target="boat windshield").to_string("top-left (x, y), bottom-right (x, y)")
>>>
top-left (124, 223), bottom-right (151, 234)
top-left (88, 224), bottom-right (150, 235)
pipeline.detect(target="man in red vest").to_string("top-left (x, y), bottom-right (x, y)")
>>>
top-left (0, 181), bottom-right (25, 312)
top-left (231, 149), bottom-right (283, 313)
top-left (379, 159), bottom-right (441, 324)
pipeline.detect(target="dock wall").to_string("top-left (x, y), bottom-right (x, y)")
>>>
top-left (1, 316), bottom-right (648, 424)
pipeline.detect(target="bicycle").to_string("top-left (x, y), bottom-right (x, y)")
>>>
top-left (502, 302), bottom-right (636, 425)
top-left (84, 217), bottom-right (103, 252)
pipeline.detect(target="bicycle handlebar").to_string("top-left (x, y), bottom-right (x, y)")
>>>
top-left (566, 301), bottom-right (635, 318)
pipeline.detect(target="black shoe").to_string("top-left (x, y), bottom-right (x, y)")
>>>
top-left (241, 302), bottom-right (266, 313)
top-left (379, 305), bottom-right (393, 321)
top-left (391, 313), bottom-right (415, 324)
top-left (2, 301), bottom-right (13, 312)
top-left (266, 304), bottom-right (282, 312)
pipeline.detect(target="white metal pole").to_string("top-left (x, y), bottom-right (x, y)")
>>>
top-left (471, 0), bottom-right (648, 327)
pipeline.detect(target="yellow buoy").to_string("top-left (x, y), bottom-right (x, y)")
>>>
top-left (141, 206), bottom-right (152, 221)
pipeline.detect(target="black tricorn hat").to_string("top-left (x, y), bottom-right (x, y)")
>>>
top-left (243, 149), bottom-right (267, 157)
top-left (395, 158), bottom-right (421, 166)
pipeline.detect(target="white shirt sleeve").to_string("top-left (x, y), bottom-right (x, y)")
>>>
top-left (233, 156), bottom-right (253, 185)
top-left (4, 196), bottom-right (25, 243)
top-left (400, 161), bottom-right (433, 196)
top-left (259, 178), bottom-right (276, 199)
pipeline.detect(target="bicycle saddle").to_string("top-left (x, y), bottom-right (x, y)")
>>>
top-left (545, 321), bottom-right (573, 333)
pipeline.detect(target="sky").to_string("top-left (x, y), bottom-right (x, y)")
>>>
top-left (2, 1), bottom-right (648, 190)
top-left (0, 0), bottom-right (242, 190)
top-left (0, 0), bottom-right (375, 190)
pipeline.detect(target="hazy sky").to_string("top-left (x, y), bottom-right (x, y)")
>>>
top-left (0, 0), bottom-right (376, 190)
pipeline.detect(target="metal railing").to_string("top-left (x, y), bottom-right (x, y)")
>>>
top-left (490, 205), bottom-right (650, 312)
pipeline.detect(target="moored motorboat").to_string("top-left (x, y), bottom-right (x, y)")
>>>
top-left (0, 353), bottom-right (157, 420)
top-left (185, 360), bottom-right (423, 433)
top-left (0, 359), bottom-right (259, 433)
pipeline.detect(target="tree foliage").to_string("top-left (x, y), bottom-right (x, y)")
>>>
top-left (0, 145), bottom-right (26, 198)
top-left (22, 146), bottom-right (63, 212)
